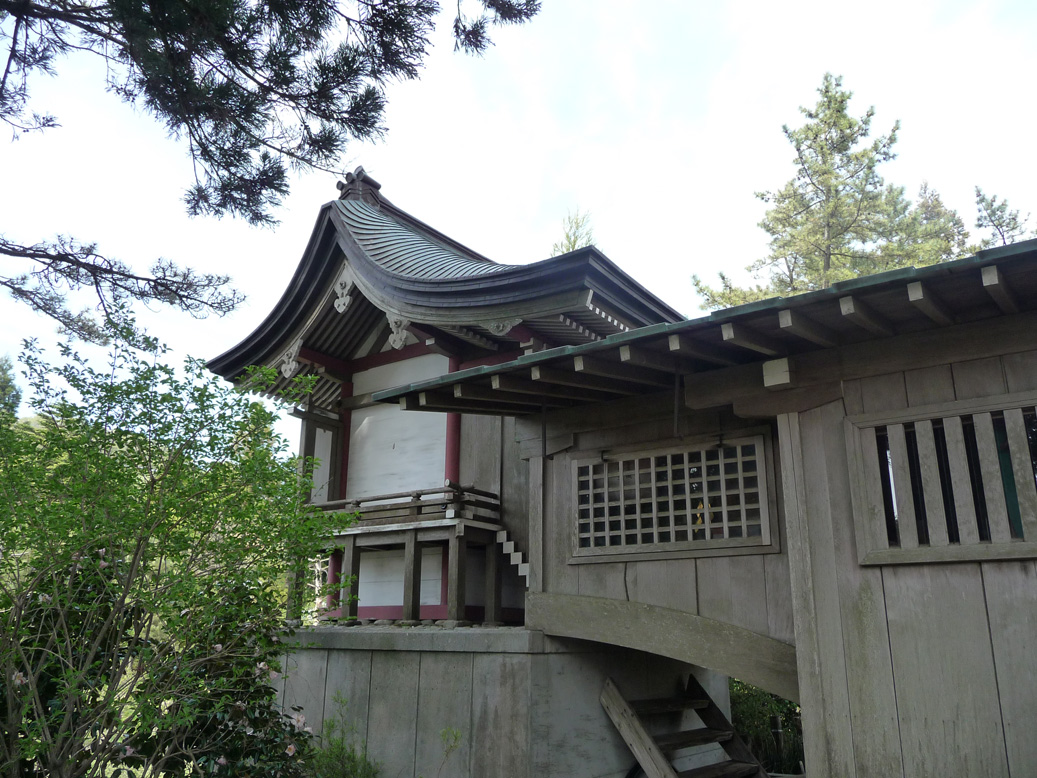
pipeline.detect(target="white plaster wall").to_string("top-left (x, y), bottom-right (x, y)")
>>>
top-left (311, 426), bottom-right (335, 503)
top-left (346, 354), bottom-right (449, 499)
top-left (358, 548), bottom-right (443, 607)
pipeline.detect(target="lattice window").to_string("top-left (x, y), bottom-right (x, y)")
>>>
top-left (846, 390), bottom-right (1037, 565)
top-left (573, 436), bottom-right (771, 557)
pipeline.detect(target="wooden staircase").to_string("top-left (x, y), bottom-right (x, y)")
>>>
top-left (600, 675), bottom-right (767, 778)
top-left (496, 529), bottom-right (529, 585)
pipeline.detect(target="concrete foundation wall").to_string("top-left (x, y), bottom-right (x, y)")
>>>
top-left (280, 626), bottom-right (729, 778)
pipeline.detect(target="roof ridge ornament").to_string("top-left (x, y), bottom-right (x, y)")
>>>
top-left (336, 166), bottom-right (383, 204)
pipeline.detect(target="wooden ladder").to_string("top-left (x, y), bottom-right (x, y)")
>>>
top-left (600, 675), bottom-right (767, 778)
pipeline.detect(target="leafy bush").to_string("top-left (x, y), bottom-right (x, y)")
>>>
top-left (303, 695), bottom-right (378, 778)
top-left (729, 679), bottom-right (804, 774)
top-left (0, 329), bottom-right (335, 776)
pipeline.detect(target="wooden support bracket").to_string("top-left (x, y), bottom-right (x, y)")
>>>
top-left (839, 295), bottom-right (895, 336)
top-left (721, 322), bottom-right (784, 356)
top-left (778, 309), bottom-right (837, 347)
top-left (907, 281), bottom-right (954, 326)
top-left (982, 265), bottom-right (1020, 314)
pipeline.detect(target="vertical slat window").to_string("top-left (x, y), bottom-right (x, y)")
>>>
top-left (574, 436), bottom-right (770, 557)
top-left (850, 398), bottom-right (1037, 564)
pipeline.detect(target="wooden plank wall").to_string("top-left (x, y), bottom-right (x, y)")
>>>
top-left (788, 347), bottom-right (1037, 778)
top-left (530, 394), bottom-right (796, 647)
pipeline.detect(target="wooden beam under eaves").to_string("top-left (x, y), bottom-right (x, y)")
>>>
top-left (778, 309), bottom-right (837, 348)
top-left (839, 296), bottom-right (894, 336)
top-left (619, 345), bottom-right (692, 374)
top-left (573, 355), bottom-right (671, 387)
top-left (721, 322), bottom-right (783, 357)
top-left (454, 383), bottom-right (570, 408)
top-left (531, 365), bottom-right (640, 394)
top-left (907, 281), bottom-right (953, 326)
top-left (667, 334), bottom-right (739, 366)
top-left (981, 266), bottom-right (1020, 314)
top-left (411, 391), bottom-right (538, 416)
top-left (491, 374), bottom-right (616, 403)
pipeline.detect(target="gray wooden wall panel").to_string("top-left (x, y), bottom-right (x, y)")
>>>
top-left (578, 560), bottom-right (628, 600)
top-left (883, 564), bottom-right (1009, 778)
top-left (543, 455), bottom-right (579, 595)
top-left (282, 649), bottom-right (329, 734)
top-left (820, 398), bottom-right (903, 778)
top-left (323, 648), bottom-right (373, 746)
top-left (980, 560), bottom-right (1037, 776)
top-left (415, 652), bottom-right (474, 775)
top-left (1003, 348), bottom-right (1037, 391)
top-left (787, 404), bottom-right (857, 776)
top-left (952, 356), bottom-right (1007, 399)
top-left (459, 414), bottom-right (501, 493)
top-left (696, 555), bottom-right (769, 636)
top-left (904, 364), bottom-right (956, 406)
top-left (501, 416), bottom-right (531, 549)
top-left (366, 651), bottom-right (420, 778)
top-left (627, 558), bottom-right (699, 614)
top-left (470, 654), bottom-right (531, 778)
top-left (763, 552), bottom-right (795, 644)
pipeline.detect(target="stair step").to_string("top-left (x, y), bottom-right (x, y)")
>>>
top-left (496, 530), bottom-right (509, 543)
top-left (655, 727), bottom-right (733, 752)
top-left (630, 695), bottom-right (709, 715)
top-left (517, 562), bottom-right (529, 578)
top-left (501, 540), bottom-right (516, 554)
top-left (677, 760), bottom-right (760, 778)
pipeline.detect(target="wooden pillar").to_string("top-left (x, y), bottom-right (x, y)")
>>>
top-left (445, 356), bottom-right (462, 483)
top-left (341, 536), bottom-right (361, 620)
top-left (402, 530), bottom-right (421, 621)
top-left (447, 528), bottom-right (467, 621)
top-left (484, 541), bottom-right (502, 624)
top-left (326, 549), bottom-right (342, 613)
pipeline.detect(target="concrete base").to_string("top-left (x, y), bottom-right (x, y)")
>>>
top-left (279, 626), bottom-right (730, 778)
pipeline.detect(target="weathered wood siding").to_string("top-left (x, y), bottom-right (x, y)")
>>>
top-left (785, 345), bottom-right (1037, 778)
top-left (280, 628), bottom-right (726, 778)
top-left (515, 392), bottom-right (796, 676)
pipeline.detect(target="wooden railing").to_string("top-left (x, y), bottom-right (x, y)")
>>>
top-left (314, 480), bottom-right (501, 527)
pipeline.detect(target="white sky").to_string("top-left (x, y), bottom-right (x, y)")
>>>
top-left (1, 0), bottom-right (1035, 407)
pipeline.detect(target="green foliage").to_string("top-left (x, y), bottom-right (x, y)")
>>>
top-left (551, 208), bottom-right (595, 256)
top-left (0, 355), bottom-right (19, 416)
top-left (694, 74), bottom-right (1011, 310)
top-left (975, 187), bottom-right (1032, 247)
top-left (729, 680), bottom-right (803, 775)
top-left (304, 694), bottom-right (379, 778)
top-left (0, 325), bottom-right (337, 776)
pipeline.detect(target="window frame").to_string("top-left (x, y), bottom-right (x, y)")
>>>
top-left (569, 432), bottom-right (779, 562)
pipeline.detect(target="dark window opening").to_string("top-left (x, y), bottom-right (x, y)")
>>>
top-left (960, 416), bottom-right (991, 542)
top-left (931, 420), bottom-right (961, 543)
top-left (875, 427), bottom-right (900, 546)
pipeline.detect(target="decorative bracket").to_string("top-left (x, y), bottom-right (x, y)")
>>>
top-left (279, 338), bottom-right (303, 378)
top-left (387, 316), bottom-right (411, 350)
top-left (333, 267), bottom-right (356, 314)
top-left (480, 318), bottom-right (523, 338)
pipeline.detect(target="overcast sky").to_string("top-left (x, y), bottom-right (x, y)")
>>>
top-left (2, 0), bottom-right (1035, 404)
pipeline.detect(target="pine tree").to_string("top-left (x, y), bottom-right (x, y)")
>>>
top-left (694, 75), bottom-right (965, 310)
top-left (0, 354), bottom-right (20, 416)
top-left (551, 208), bottom-right (595, 256)
top-left (975, 188), bottom-right (1032, 246)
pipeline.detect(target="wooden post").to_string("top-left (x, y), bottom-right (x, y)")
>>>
top-left (326, 549), bottom-right (342, 613)
top-left (447, 527), bottom-right (467, 621)
top-left (402, 530), bottom-right (421, 622)
top-left (484, 541), bottom-right (502, 624)
top-left (341, 536), bottom-right (361, 620)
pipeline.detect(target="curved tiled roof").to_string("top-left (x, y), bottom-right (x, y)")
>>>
top-left (336, 200), bottom-right (510, 279)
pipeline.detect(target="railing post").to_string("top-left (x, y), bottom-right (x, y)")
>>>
top-left (402, 530), bottom-right (421, 622)
top-left (447, 526), bottom-right (467, 621)
top-left (326, 548), bottom-right (343, 613)
top-left (341, 535), bottom-right (361, 620)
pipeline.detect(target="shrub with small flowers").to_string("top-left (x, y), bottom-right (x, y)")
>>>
top-left (0, 327), bottom-right (336, 777)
